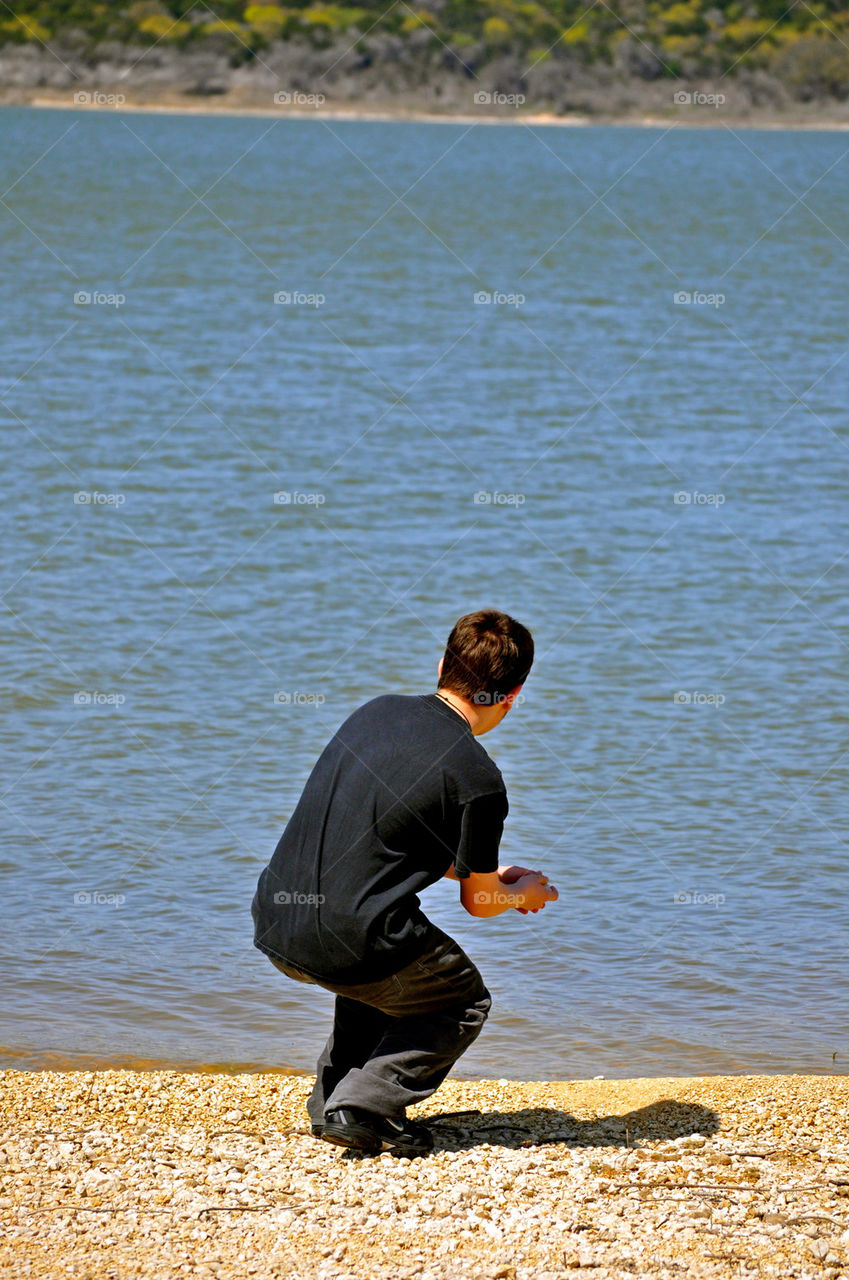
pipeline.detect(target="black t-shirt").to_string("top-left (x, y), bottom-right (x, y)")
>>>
top-left (252, 693), bottom-right (508, 983)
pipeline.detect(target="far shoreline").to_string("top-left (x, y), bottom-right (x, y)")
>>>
top-left (6, 92), bottom-right (849, 131)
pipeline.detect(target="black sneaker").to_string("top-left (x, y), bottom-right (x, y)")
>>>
top-left (321, 1106), bottom-right (433, 1156)
top-left (310, 1123), bottom-right (324, 1138)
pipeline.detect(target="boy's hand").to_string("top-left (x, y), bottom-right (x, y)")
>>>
top-left (498, 864), bottom-right (539, 884)
top-left (498, 865), bottom-right (558, 914)
top-left (499, 863), bottom-right (539, 913)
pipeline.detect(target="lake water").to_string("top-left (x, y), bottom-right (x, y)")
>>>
top-left (1, 105), bottom-right (848, 1082)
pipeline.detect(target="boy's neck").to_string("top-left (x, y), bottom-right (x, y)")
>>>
top-left (435, 688), bottom-right (499, 736)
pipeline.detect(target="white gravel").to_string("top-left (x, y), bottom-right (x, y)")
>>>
top-left (1, 1071), bottom-right (847, 1278)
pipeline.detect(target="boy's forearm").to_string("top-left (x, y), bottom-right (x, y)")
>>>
top-left (449, 864), bottom-right (524, 913)
top-left (454, 864), bottom-right (558, 916)
top-left (468, 891), bottom-right (517, 918)
top-left (470, 878), bottom-right (540, 917)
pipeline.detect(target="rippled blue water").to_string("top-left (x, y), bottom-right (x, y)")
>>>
top-left (1, 105), bottom-right (848, 1080)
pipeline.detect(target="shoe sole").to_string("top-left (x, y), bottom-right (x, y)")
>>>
top-left (321, 1125), bottom-right (380, 1153)
top-left (321, 1122), bottom-right (432, 1157)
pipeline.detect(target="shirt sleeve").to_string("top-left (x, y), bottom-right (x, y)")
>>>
top-left (454, 791), bottom-right (509, 878)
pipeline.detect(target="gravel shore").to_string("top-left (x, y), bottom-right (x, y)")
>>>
top-left (9, 90), bottom-right (849, 131)
top-left (2, 1070), bottom-right (847, 1279)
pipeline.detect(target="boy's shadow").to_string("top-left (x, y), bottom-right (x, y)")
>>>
top-left (418, 1098), bottom-right (719, 1151)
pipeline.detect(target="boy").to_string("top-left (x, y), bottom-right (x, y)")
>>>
top-left (251, 609), bottom-right (558, 1156)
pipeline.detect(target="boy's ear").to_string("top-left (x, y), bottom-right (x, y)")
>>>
top-left (502, 684), bottom-right (523, 710)
top-left (437, 657), bottom-right (444, 678)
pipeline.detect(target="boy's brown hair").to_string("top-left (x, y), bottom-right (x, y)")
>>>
top-left (438, 610), bottom-right (534, 704)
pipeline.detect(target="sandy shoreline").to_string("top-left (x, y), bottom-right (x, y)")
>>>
top-left (3, 92), bottom-right (849, 130)
top-left (2, 1070), bottom-right (847, 1278)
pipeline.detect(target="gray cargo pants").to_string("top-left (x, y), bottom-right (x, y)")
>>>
top-left (268, 925), bottom-right (491, 1125)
